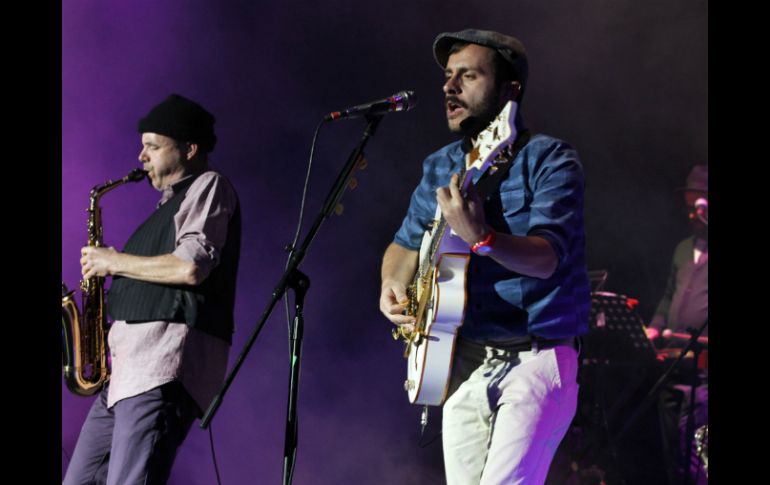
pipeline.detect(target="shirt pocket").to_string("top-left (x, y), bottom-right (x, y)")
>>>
top-left (500, 187), bottom-right (529, 218)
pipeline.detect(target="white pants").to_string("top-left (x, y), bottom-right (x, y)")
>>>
top-left (442, 339), bottom-right (579, 485)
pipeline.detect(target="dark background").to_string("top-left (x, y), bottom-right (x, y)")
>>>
top-left (62, 1), bottom-right (707, 483)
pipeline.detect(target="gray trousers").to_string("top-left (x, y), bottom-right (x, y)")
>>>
top-left (63, 381), bottom-right (199, 485)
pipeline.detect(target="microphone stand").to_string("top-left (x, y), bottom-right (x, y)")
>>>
top-left (199, 114), bottom-right (385, 485)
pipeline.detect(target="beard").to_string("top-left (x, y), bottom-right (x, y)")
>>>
top-left (446, 89), bottom-right (503, 137)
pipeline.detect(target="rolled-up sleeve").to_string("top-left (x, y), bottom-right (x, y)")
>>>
top-left (172, 172), bottom-right (238, 281)
top-left (393, 164), bottom-right (437, 250)
top-left (526, 142), bottom-right (585, 268)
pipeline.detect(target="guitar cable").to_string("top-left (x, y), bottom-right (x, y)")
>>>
top-left (209, 423), bottom-right (223, 485)
top-left (418, 405), bottom-right (442, 448)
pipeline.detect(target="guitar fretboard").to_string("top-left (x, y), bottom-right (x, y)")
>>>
top-left (415, 163), bottom-right (470, 282)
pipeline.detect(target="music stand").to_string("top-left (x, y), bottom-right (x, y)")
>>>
top-left (568, 291), bottom-right (658, 485)
top-left (582, 292), bottom-right (656, 368)
top-left (587, 269), bottom-right (609, 293)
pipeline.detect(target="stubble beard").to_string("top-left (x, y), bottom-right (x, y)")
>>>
top-left (447, 90), bottom-right (503, 138)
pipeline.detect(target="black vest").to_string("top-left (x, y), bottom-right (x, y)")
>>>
top-left (107, 173), bottom-right (241, 344)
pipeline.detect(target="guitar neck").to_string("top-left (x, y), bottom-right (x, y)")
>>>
top-left (413, 163), bottom-right (471, 283)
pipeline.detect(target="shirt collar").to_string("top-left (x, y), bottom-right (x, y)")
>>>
top-left (158, 173), bottom-right (197, 207)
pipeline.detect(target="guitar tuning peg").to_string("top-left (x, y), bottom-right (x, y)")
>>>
top-left (357, 156), bottom-right (368, 170)
top-left (334, 203), bottom-right (344, 215)
top-left (348, 177), bottom-right (358, 190)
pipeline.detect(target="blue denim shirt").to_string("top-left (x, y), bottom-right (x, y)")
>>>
top-left (394, 134), bottom-right (590, 343)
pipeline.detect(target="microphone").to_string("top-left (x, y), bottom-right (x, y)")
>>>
top-left (324, 90), bottom-right (417, 121)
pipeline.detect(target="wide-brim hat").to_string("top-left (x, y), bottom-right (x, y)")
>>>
top-left (676, 165), bottom-right (708, 192)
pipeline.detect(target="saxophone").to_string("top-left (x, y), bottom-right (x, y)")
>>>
top-left (62, 168), bottom-right (147, 396)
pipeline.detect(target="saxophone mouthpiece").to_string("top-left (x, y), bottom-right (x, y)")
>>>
top-left (127, 168), bottom-right (148, 182)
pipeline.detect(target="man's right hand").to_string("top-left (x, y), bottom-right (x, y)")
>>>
top-left (379, 279), bottom-right (416, 331)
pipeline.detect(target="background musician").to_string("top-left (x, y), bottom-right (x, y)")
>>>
top-left (645, 164), bottom-right (708, 484)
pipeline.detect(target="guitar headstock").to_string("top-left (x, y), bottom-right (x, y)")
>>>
top-left (462, 101), bottom-right (518, 191)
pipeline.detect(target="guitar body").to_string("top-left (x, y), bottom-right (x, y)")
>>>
top-left (406, 231), bottom-right (471, 404)
top-left (398, 100), bottom-right (520, 406)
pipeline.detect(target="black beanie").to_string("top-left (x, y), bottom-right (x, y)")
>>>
top-left (138, 94), bottom-right (217, 153)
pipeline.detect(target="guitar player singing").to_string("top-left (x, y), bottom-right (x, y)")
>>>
top-left (379, 29), bottom-right (591, 485)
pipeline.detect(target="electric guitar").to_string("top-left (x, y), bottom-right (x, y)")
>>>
top-left (393, 100), bottom-right (522, 405)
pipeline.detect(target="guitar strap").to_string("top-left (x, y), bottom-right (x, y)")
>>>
top-left (471, 130), bottom-right (531, 200)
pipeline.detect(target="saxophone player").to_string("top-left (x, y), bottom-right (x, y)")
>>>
top-left (64, 94), bottom-right (241, 485)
